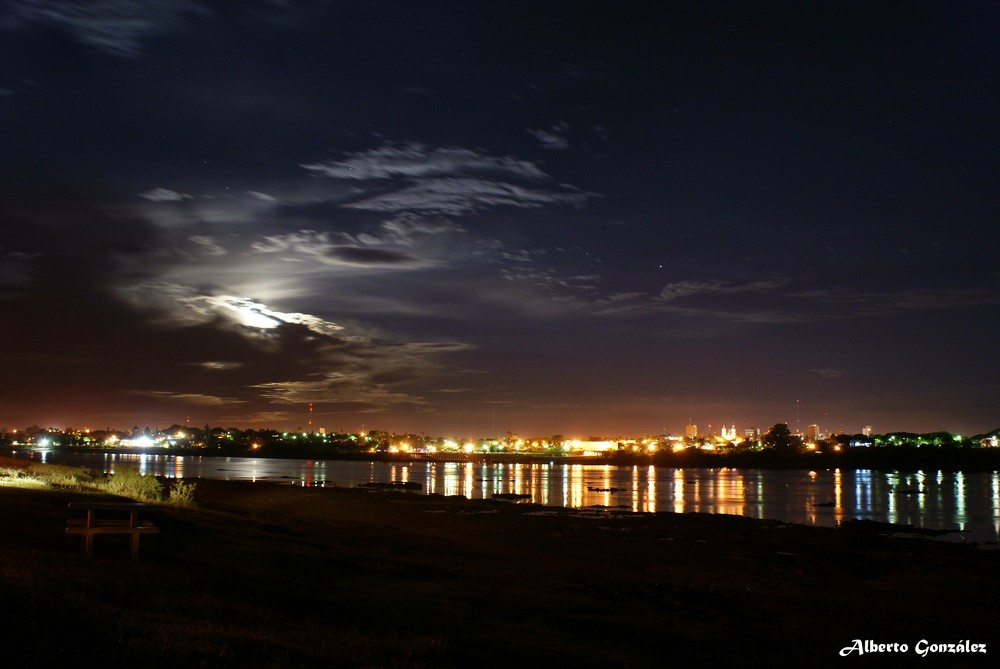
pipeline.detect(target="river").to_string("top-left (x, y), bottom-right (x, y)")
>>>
top-left (17, 450), bottom-right (1000, 543)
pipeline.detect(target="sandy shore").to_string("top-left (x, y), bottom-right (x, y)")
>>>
top-left (1, 472), bottom-right (997, 667)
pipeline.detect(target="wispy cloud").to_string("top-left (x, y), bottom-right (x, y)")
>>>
top-left (194, 361), bottom-right (243, 371)
top-left (139, 187), bottom-right (193, 202)
top-left (249, 339), bottom-right (473, 408)
top-left (659, 279), bottom-right (786, 302)
top-left (342, 177), bottom-right (590, 216)
top-left (188, 235), bottom-right (226, 256)
top-left (301, 143), bottom-right (549, 181)
top-left (642, 279), bottom-right (1000, 335)
top-left (250, 229), bottom-right (425, 268)
top-left (301, 142), bottom-right (595, 216)
top-left (807, 368), bottom-right (848, 380)
top-left (5, 0), bottom-right (209, 57)
top-left (526, 122), bottom-right (570, 150)
top-left (792, 286), bottom-right (1000, 315)
top-left (132, 390), bottom-right (240, 406)
top-left (247, 190), bottom-right (277, 202)
top-left (500, 266), bottom-right (601, 294)
top-left (251, 376), bottom-right (427, 410)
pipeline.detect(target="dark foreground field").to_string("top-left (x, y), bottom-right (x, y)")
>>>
top-left (1, 473), bottom-right (997, 668)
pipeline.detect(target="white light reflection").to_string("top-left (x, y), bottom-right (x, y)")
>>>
top-left (569, 464), bottom-right (585, 508)
top-left (993, 472), bottom-right (1000, 539)
top-left (539, 463), bottom-right (550, 506)
top-left (886, 471), bottom-right (897, 525)
top-left (425, 462), bottom-right (436, 495)
top-left (856, 470), bottom-right (873, 514)
top-left (956, 471), bottom-right (966, 524)
top-left (729, 472), bottom-right (745, 519)
top-left (673, 469), bottom-right (684, 514)
top-left (833, 468), bottom-right (843, 524)
top-left (916, 470), bottom-right (926, 514)
top-left (631, 466), bottom-right (640, 512)
top-left (647, 465), bottom-right (656, 513)
top-left (749, 471), bottom-right (764, 519)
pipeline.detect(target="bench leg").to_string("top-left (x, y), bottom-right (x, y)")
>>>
top-left (130, 533), bottom-right (140, 561)
top-left (83, 533), bottom-right (94, 558)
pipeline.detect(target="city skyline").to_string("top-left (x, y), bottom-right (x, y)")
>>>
top-left (1, 411), bottom-right (991, 445)
top-left (1, 2), bottom-right (998, 436)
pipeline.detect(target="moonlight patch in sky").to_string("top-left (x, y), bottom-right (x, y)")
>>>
top-left (1, 1), bottom-right (997, 436)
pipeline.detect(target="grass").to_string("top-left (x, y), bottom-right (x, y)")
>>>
top-left (0, 457), bottom-right (194, 506)
top-left (0, 460), bottom-right (94, 489)
top-left (1, 455), bottom-right (998, 667)
top-left (0, 467), bottom-right (48, 488)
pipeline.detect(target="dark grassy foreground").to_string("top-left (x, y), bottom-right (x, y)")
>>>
top-left (1, 475), bottom-right (998, 668)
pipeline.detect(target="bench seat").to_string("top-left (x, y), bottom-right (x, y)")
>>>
top-left (66, 525), bottom-right (160, 535)
top-left (66, 502), bottom-right (159, 560)
top-left (66, 518), bottom-right (156, 528)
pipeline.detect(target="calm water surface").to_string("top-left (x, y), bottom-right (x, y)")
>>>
top-left (22, 451), bottom-right (1000, 542)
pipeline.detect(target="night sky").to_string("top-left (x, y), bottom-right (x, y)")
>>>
top-left (1, 1), bottom-right (997, 437)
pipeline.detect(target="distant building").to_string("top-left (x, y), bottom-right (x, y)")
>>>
top-left (744, 427), bottom-right (760, 439)
top-left (684, 423), bottom-right (698, 439)
top-left (565, 440), bottom-right (623, 455)
top-left (863, 425), bottom-right (873, 437)
top-left (806, 424), bottom-right (819, 441)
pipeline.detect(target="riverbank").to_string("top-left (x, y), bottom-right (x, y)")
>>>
top-left (15, 444), bottom-right (1000, 471)
top-left (1, 466), bottom-right (997, 667)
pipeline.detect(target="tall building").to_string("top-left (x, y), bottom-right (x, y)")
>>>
top-left (806, 424), bottom-right (819, 441)
top-left (863, 425), bottom-right (873, 437)
top-left (684, 423), bottom-right (698, 439)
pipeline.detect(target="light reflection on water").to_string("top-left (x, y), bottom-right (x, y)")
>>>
top-left (18, 451), bottom-right (1000, 540)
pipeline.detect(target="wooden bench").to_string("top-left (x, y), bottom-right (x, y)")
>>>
top-left (66, 502), bottom-right (159, 560)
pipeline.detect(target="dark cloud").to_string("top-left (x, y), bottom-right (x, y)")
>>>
top-left (0, 179), bottom-right (468, 427)
top-left (0, 180), bottom-right (164, 266)
top-left (325, 246), bottom-right (418, 267)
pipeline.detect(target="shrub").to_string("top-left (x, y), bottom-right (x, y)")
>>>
top-left (104, 466), bottom-right (164, 502)
top-left (168, 479), bottom-right (197, 507)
